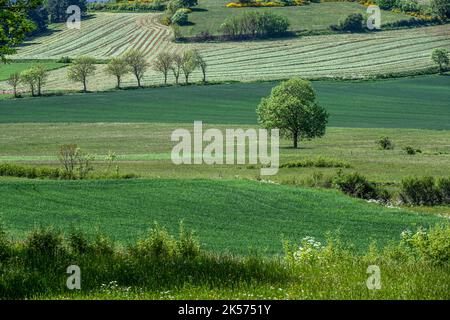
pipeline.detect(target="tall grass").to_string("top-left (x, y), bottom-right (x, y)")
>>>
top-left (0, 223), bottom-right (448, 300)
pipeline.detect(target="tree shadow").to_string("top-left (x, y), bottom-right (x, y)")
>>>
top-left (191, 8), bottom-right (208, 12)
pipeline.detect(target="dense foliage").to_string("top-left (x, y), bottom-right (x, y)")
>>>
top-left (0, 0), bottom-right (42, 61)
top-left (220, 11), bottom-right (290, 39)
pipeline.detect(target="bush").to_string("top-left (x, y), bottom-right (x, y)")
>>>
top-left (0, 225), bottom-right (11, 261)
top-left (376, 136), bottom-right (394, 150)
top-left (0, 163), bottom-right (62, 179)
top-left (437, 178), bottom-right (450, 204)
top-left (281, 157), bottom-right (351, 169)
top-left (25, 227), bottom-right (64, 258)
top-left (134, 223), bottom-right (178, 259)
top-left (404, 146), bottom-right (422, 155)
top-left (332, 13), bottom-right (365, 32)
top-left (221, 11), bottom-right (290, 40)
top-left (177, 222), bottom-right (201, 258)
top-left (402, 225), bottom-right (450, 265)
top-left (333, 172), bottom-right (378, 200)
top-left (58, 56), bottom-right (72, 63)
top-left (399, 176), bottom-right (442, 206)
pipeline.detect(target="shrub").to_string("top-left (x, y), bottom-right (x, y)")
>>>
top-left (402, 225), bottom-right (450, 265)
top-left (0, 163), bottom-right (62, 179)
top-left (221, 11), bottom-right (290, 40)
top-left (25, 227), bottom-right (64, 258)
top-left (399, 176), bottom-right (442, 205)
top-left (58, 56), bottom-right (72, 63)
top-left (281, 157), bottom-right (351, 169)
top-left (437, 178), bottom-right (450, 204)
top-left (332, 13), bottom-right (365, 32)
top-left (403, 146), bottom-right (422, 155)
top-left (333, 172), bottom-right (378, 200)
top-left (68, 228), bottom-right (91, 254)
top-left (376, 136), bottom-right (394, 150)
top-left (177, 222), bottom-right (201, 258)
top-left (0, 225), bottom-right (11, 261)
top-left (135, 223), bottom-right (178, 259)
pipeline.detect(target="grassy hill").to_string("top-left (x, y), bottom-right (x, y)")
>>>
top-left (0, 179), bottom-right (443, 254)
top-left (1, 75), bottom-right (449, 129)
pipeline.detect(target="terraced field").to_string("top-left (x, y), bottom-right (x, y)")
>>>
top-left (2, 11), bottom-right (448, 92)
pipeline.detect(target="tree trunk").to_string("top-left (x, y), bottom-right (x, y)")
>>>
top-left (185, 74), bottom-right (189, 84)
top-left (137, 76), bottom-right (141, 88)
top-left (13, 86), bottom-right (17, 98)
top-left (164, 73), bottom-right (167, 85)
top-left (83, 79), bottom-right (87, 93)
top-left (37, 79), bottom-right (41, 96)
top-left (293, 132), bottom-right (299, 149)
top-left (117, 76), bottom-right (121, 89)
top-left (202, 69), bottom-right (206, 83)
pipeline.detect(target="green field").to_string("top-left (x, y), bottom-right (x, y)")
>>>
top-left (1, 124), bottom-right (450, 187)
top-left (181, 1), bottom-right (412, 36)
top-left (0, 61), bottom-right (67, 81)
top-left (1, 75), bottom-right (449, 129)
top-left (0, 179), bottom-right (443, 254)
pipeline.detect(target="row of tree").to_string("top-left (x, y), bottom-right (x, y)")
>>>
top-left (6, 49), bottom-right (208, 96)
top-left (7, 65), bottom-right (48, 97)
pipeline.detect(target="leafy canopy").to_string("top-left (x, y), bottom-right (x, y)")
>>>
top-left (257, 78), bottom-right (329, 148)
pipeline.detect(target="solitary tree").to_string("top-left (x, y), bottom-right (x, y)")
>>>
top-left (20, 69), bottom-right (37, 96)
top-left (153, 52), bottom-right (173, 85)
top-left (124, 50), bottom-right (149, 88)
top-left (106, 57), bottom-right (129, 89)
top-left (432, 48), bottom-right (449, 74)
top-left (181, 50), bottom-right (198, 84)
top-left (193, 50), bottom-right (207, 83)
top-left (7, 73), bottom-right (21, 98)
top-left (67, 56), bottom-right (97, 92)
top-left (171, 52), bottom-right (183, 84)
top-left (257, 78), bottom-right (329, 149)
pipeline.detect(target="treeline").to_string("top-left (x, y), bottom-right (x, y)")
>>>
top-left (220, 11), bottom-right (291, 40)
top-left (25, 0), bottom-right (89, 37)
top-left (87, 0), bottom-right (166, 12)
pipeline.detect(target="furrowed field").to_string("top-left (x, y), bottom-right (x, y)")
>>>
top-left (2, 11), bottom-right (448, 92)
